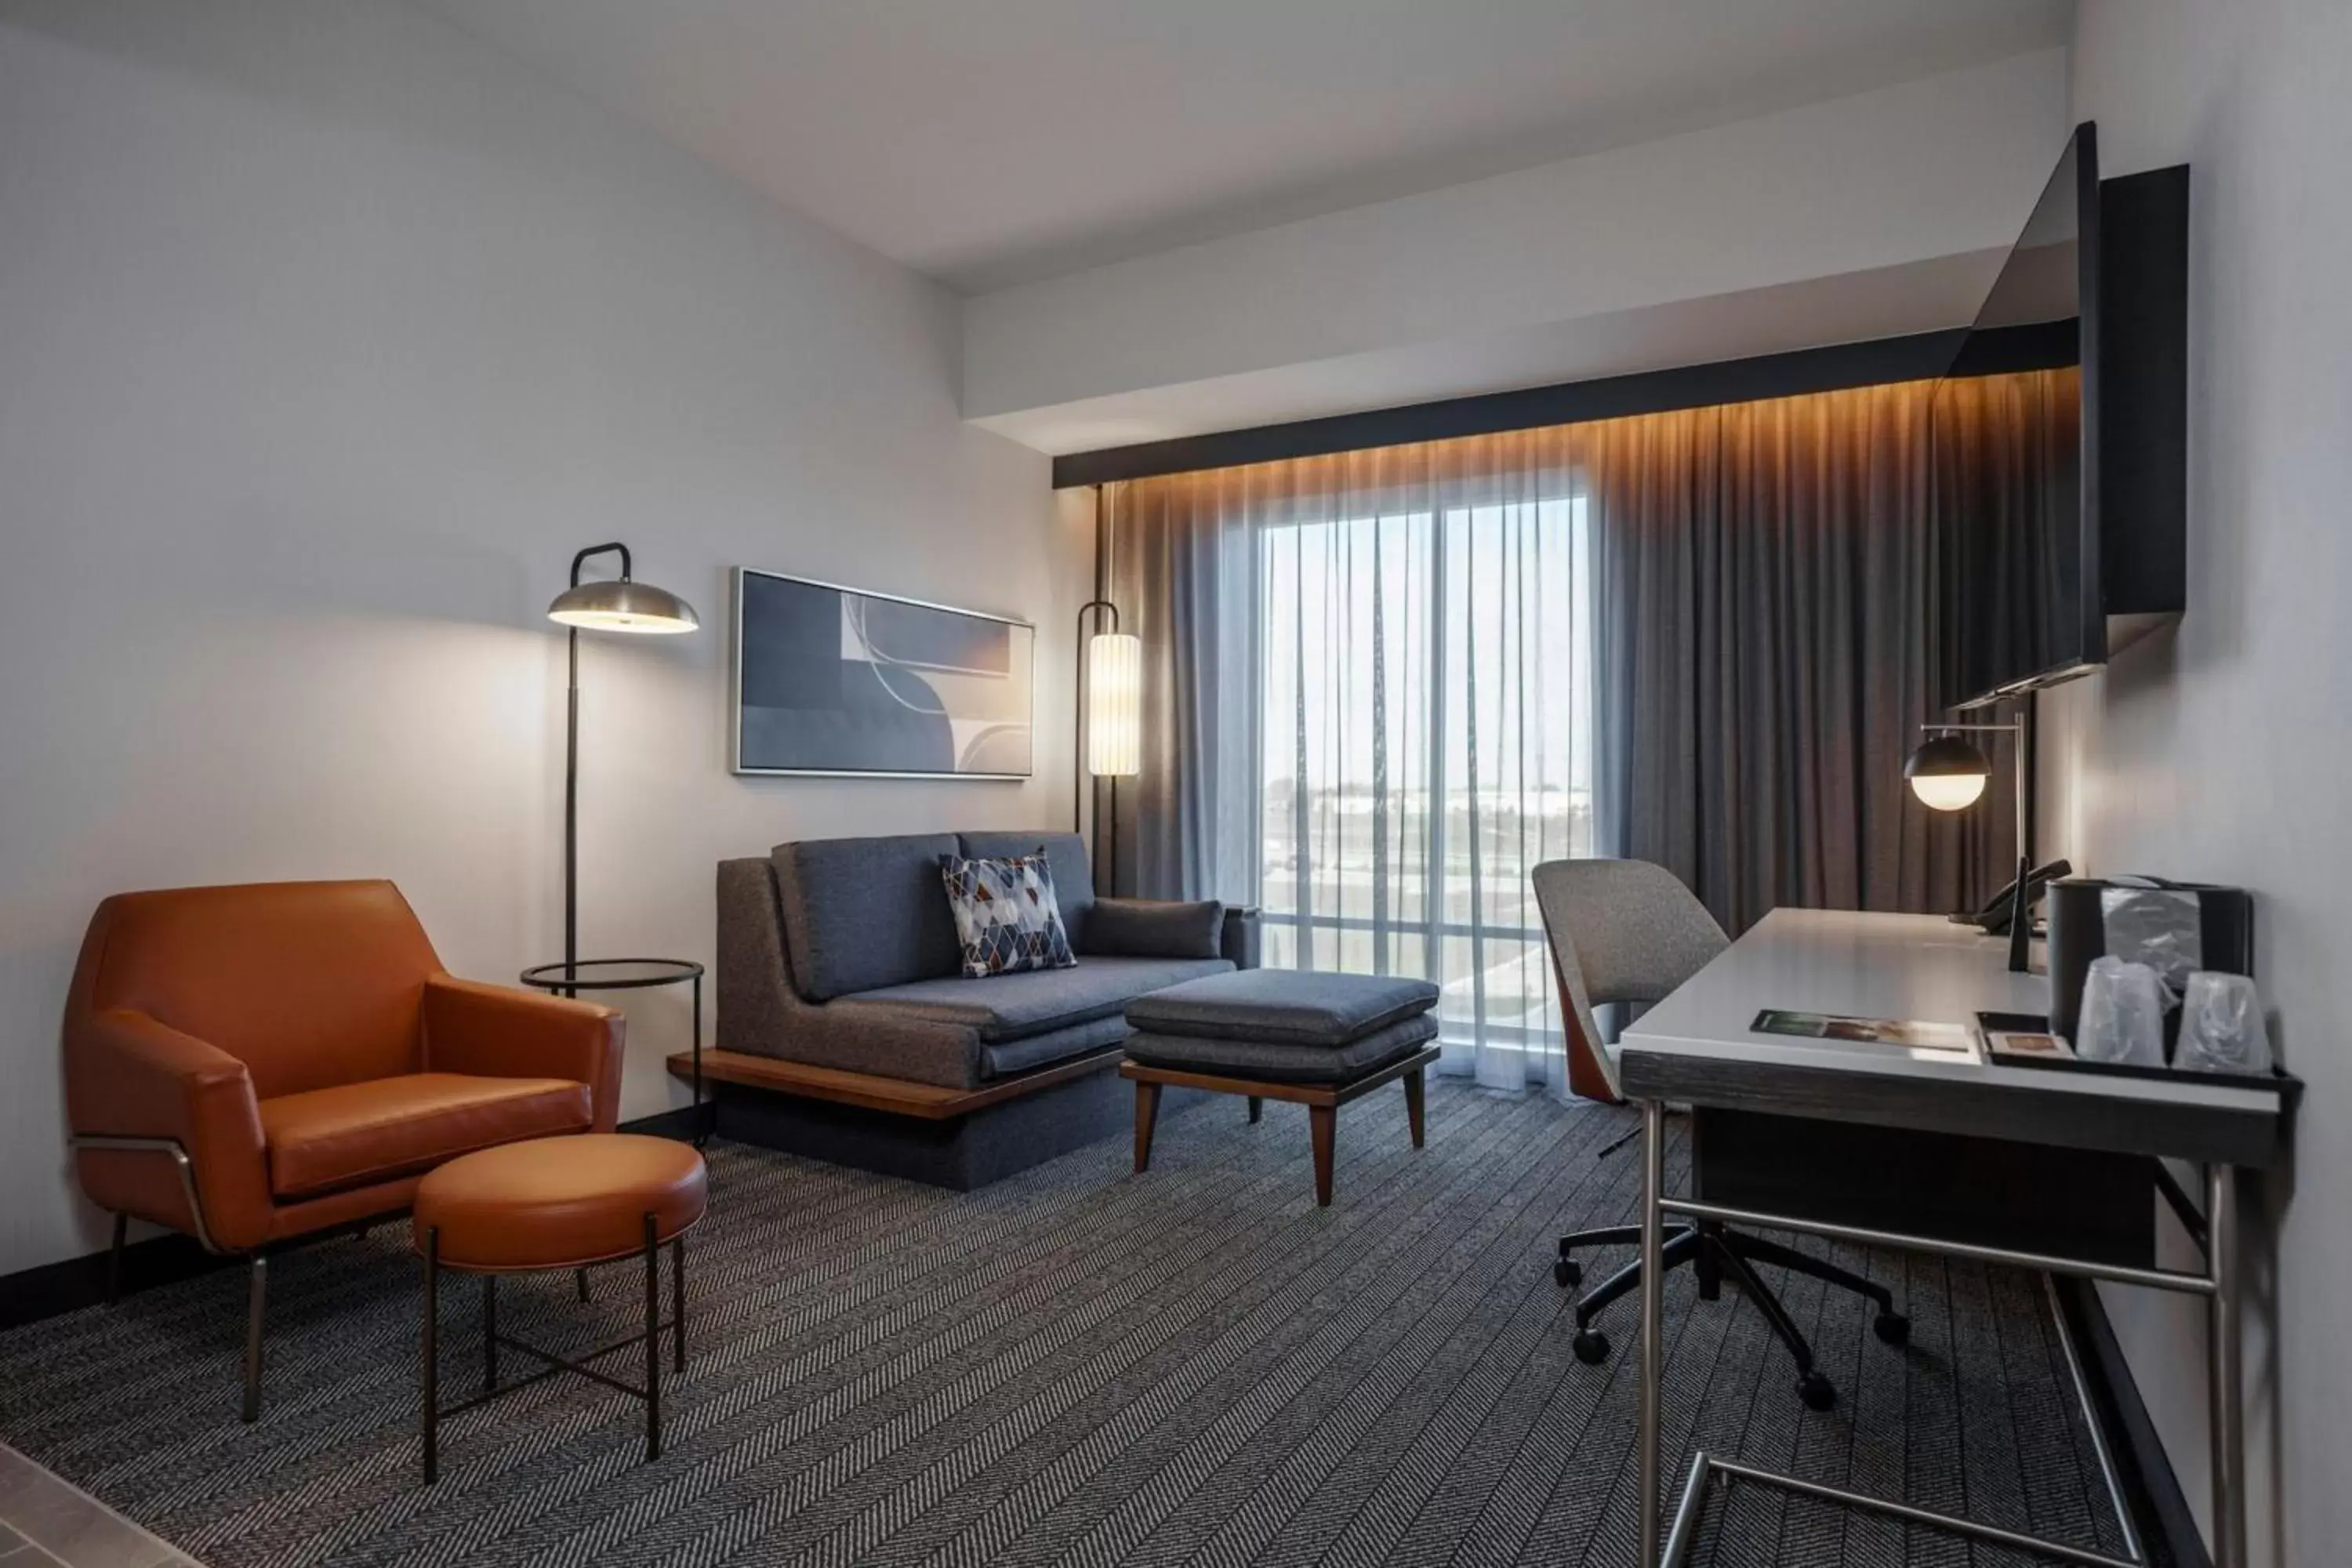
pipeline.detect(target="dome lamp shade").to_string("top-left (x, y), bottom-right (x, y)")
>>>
top-left (1904, 732), bottom-right (1992, 812)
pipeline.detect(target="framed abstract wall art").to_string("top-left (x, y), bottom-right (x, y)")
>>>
top-left (731, 567), bottom-right (1034, 779)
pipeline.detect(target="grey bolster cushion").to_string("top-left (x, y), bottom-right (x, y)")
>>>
top-left (1082, 897), bottom-right (1226, 960)
top-left (1220, 906), bottom-right (1261, 970)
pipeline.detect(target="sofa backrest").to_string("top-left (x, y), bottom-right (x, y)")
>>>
top-left (957, 831), bottom-right (1096, 950)
top-left (770, 833), bottom-right (964, 1000)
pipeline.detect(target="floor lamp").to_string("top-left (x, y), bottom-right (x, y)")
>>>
top-left (1076, 601), bottom-right (1141, 892)
top-left (545, 542), bottom-right (699, 976)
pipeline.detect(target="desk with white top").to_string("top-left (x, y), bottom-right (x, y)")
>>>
top-left (1617, 909), bottom-right (2291, 1568)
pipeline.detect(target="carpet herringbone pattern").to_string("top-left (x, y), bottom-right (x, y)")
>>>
top-left (2, 1084), bottom-right (2128, 1566)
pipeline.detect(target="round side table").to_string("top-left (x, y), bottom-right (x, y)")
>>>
top-left (519, 958), bottom-right (706, 1145)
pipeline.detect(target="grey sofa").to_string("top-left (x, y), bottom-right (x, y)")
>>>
top-left (713, 830), bottom-right (1259, 1185)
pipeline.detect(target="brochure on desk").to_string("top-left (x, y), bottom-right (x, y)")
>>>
top-left (1750, 1009), bottom-right (1978, 1055)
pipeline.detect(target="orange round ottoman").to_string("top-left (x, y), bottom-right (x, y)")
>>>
top-left (412, 1134), bottom-right (706, 1481)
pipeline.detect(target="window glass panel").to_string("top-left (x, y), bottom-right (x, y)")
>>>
top-left (1258, 492), bottom-right (1594, 1083)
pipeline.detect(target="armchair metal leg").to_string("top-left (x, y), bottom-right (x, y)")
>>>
top-left (577, 1267), bottom-right (590, 1303)
top-left (241, 1254), bottom-right (269, 1424)
top-left (107, 1214), bottom-right (127, 1305)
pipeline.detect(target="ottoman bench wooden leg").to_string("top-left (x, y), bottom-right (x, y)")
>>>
top-left (1121, 1045), bottom-right (1439, 1206)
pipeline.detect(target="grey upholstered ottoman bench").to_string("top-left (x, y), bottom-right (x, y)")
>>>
top-left (1120, 971), bottom-right (1442, 1205)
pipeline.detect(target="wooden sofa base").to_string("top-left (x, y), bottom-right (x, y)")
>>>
top-left (670, 1048), bottom-right (1201, 1191)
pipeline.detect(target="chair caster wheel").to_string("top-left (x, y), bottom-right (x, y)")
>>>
top-left (1798, 1372), bottom-right (1836, 1411)
top-left (1554, 1257), bottom-right (1582, 1289)
top-left (1572, 1329), bottom-right (1610, 1364)
top-left (1874, 1312), bottom-right (1911, 1345)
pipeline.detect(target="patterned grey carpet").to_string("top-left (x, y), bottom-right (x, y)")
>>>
top-left (1, 1083), bottom-right (2130, 1567)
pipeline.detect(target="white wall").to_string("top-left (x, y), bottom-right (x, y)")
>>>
top-left (2042, 2), bottom-right (2352, 1563)
top-left (0, 0), bottom-right (1083, 1276)
top-left (964, 48), bottom-right (2070, 452)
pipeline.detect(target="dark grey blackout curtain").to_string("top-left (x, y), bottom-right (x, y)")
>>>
top-left (1102, 371), bottom-right (2060, 943)
top-left (1097, 470), bottom-right (1260, 902)
top-left (1588, 379), bottom-right (2023, 933)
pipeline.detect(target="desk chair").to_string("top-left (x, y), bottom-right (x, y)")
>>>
top-left (1532, 859), bottom-right (1907, 1410)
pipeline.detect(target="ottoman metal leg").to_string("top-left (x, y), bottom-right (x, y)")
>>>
top-left (671, 1235), bottom-right (687, 1374)
top-left (1309, 1105), bottom-right (1337, 1207)
top-left (1247, 1095), bottom-right (1263, 1124)
top-left (1404, 1066), bottom-right (1427, 1149)
top-left (643, 1214), bottom-right (662, 1463)
top-left (482, 1276), bottom-right (498, 1393)
top-left (422, 1229), bottom-right (440, 1483)
top-left (1134, 1080), bottom-right (1163, 1173)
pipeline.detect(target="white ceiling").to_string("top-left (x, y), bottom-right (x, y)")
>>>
top-left (414, 0), bottom-right (2073, 293)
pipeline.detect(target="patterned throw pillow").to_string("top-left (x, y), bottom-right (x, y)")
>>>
top-left (938, 848), bottom-right (1078, 978)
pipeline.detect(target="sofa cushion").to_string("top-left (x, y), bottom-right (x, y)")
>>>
top-left (1124, 969), bottom-right (1439, 1047)
top-left (978, 1014), bottom-right (1136, 1080)
top-left (1125, 1014), bottom-right (1439, 1083)
top-left (938, 849), bottom-right (1078, 977)
top-left (959, 832), bottom-right (1095, 949)
top-left (837, 955), bottom-right (1233, 1044)
top-left (258, 1073), bottom-right (593, 1199)
top-left (772, 833), bottom-right (964, 1001)
top-left (1081, 898), bottom-right (1226, 960)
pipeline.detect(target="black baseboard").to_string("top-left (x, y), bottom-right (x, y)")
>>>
top-left (0, 1229), bottom-right (238, 1333)
top-left (2056, 1274), bottom-right (2209, 1568)
top-left (619, 1103), bottom-right (714, 1142)
top-left (0, 1105), bottom-right (713, 1334)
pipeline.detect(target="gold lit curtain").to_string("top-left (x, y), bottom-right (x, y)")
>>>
top-left (1101, 372), bottom-right (2061, 1083)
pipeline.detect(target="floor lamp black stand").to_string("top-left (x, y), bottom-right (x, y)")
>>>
top-left (521, 543), bottom-right (711, 1142)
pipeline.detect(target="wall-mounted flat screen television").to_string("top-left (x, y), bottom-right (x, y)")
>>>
top-left (1933, 122), bottom-right (2187, 711)
top-left (731, 568), bottom-right (1035, 778)
top-left (1933, 124), bottom-right (2097, 710)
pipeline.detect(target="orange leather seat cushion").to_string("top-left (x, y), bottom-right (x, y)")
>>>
top-left (412, 1134), bottom-right (708, 1272)
top-left (259, 1073), bottom-right (593, 1199)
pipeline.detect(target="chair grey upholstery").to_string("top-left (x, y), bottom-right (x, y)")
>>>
top-left (1530, 858), bottom-right (1728, 1096)
top-left (1528, 858), bottom-right (1904, 1410)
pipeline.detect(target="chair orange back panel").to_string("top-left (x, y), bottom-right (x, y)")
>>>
top-left (76, 880), bottom-right (441, 1099)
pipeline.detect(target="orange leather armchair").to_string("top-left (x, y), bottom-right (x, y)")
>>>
top-left (65, 880), bottom-right (623, 1420)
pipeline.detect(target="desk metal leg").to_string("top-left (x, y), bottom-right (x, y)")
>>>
top-left (2207, 1163), bottom-right (2243, 1568)
top-left (1638, 1098), bottom-right (1665, 1567)
top-left (1635, 1185), bottom-right (2222, 1568)
top-left (2045, 1274), bottom-right (2142, 1564)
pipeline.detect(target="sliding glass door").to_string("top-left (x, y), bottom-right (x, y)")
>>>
top-left (1257, 494), bottom-right (1595, 1090)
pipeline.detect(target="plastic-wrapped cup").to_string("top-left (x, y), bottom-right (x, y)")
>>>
top-left (2077, 956), bottom-right (2169, 1067)
top-left (2176, 971), bottom-right (2270, 1075)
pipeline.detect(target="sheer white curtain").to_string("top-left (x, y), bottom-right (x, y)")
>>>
top-left (1105, 434), bottom-right (1597, 1095)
